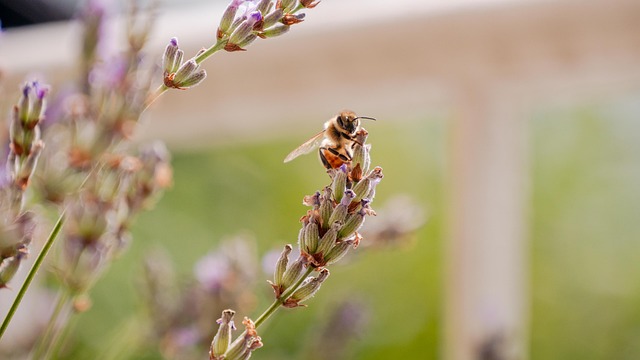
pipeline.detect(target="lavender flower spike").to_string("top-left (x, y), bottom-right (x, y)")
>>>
top-left (227, 11), bottom-right (262, 50)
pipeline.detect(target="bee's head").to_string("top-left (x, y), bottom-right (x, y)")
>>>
top-left (337, 110), bottom-right (376, 135)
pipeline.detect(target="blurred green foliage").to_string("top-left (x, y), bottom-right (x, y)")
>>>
top-left (530, 98), bottom-right (640, 360)
top-left (65, 97), bottom-right (640, 359)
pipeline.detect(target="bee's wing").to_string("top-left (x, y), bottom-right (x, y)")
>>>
top-left (284, 130), bottom-right (325, 163)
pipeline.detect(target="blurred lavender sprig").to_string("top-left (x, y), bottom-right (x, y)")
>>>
top-left (2, 2), bottom-right (174, 357)
top-left (209, 123), bottom-right (384, 359)
top-left (0, 81), bottom-right (48, 288)
top-left (360, 194), bottom-right (428, 248)
top-left (306, 300), bottom-right (370, 360)
top-left (139, 235), bottom-right (259, 359)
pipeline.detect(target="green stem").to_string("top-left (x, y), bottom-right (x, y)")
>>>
top-left (254, 266), bottom-right (315, 328)
top-left (31, 290), bottom-right (70, 359)
top-left (194, 38), bottom-right (227, 65)
top-left (143, 84), bottom-right (168, 110)
top-left (47, 305), bottom-right (78, 360)
top-left (0, 214), bottom-right (65, 340)
top-left (226, 266), bottom-right (315, 352)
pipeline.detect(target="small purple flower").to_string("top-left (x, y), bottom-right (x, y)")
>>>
top-left (171, 326), bottom-right (201, 349)
top-left (194, 251), bottom-right (231, 292)
top-left (89, 56), bottom-right (128, 90)
top-left (22, 83), bottom-right (31, 97)
top-left (228, 10), bottom-right (263, 49)
top-left (35, 86), bottom-right (48, 100)
top-left (238, 1), bottom-right (261, 18)
top-left (340, 189), bottom-right (355, 206)
top-left (248, 10), bottom-right (263, 24)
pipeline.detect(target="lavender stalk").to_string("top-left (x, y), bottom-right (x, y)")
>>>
top-left (148, 0), bottom-right (319, 106)
top-left (211, 124), bottom-right (384, 359)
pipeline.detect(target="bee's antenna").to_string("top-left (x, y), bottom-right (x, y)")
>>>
top-left (356, 116), bottom-right (376, 121)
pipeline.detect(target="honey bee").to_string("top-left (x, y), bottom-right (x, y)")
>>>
top-left (284, 110), bottom-right (376, 169)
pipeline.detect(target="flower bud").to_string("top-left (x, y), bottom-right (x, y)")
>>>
top-left (351, 130), bottom-right (370, 175)
top-left (324, 240), bottom-right (354, 265)
top-left (210, 309), bottom-right (236, 359)
top-left (0, 251), bottom-right (26, 288)
top-left (262, 9), bottom-right (283, 29)
top-left (338, 206), bottom-right (366, 240)
top-left (9, 109), bottom-right (25, 155)
top-left (287, 268), bottom-right (329, 306)
top-left (365, 167), bottom-right (384, 200)
top-left (331, 166), bottom-right (348, 202)
top-left (273, 244), bottom-right (292, 288)
top-left (162, 37), bottom-right (182, 75)
top-left (219, 0), bottom-right (243, 37)
top-left (18, 83), bottom-right (31, 124)
top-left (318, 187), bottom-right (333, 229)
top-left (351, 177), bottom-right (370, 202)
top-left (171, 60), bottom-right (207, 89)
top-left (237, 34), bottom-right (257, 49)
top-left (0, 212), bottom-right (35, 260)
top-left (281, 256), bottom-right (307, 291)
top-left (328, 190), bottom-right (354, 225)
top-left (16, 140), bottom-right (44, 190)
top-left (302, 221), bottom-right (319, 254)
top-left (28, 82), bottom-right (48, 126)
top-left (255, 0), bottom-right (271, 14)
top-left (173, 59), bottom-right (198, 82)
top-left (302, 191), bottom-right (321, 208)
top-left (297, 221), bottom-right (306, 245)
top-left (228, 11), bottom-right (262, 48)
top-left (316, 221), bottom-right (341, 257)
top-left (260, 24), bottom-right (290, 38)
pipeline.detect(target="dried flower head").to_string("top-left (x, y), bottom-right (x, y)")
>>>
top-left (222, 317), bottom-right (262, 360)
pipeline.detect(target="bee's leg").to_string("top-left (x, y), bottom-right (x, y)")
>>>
top-left (319, 147), bottom-right (331, 169)
top-left (342, 133), bottom-right (363, 147)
